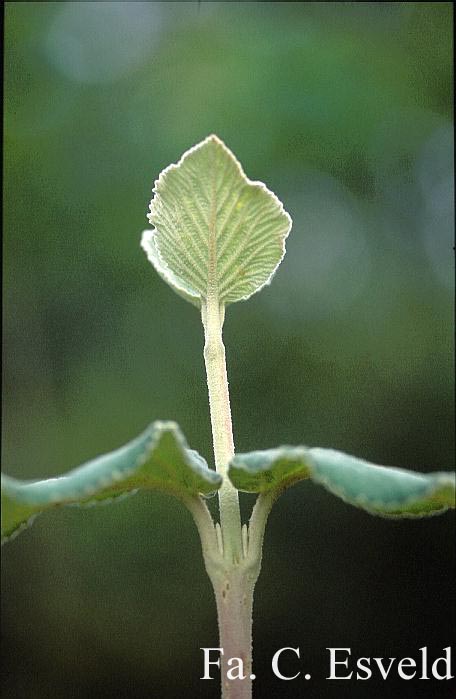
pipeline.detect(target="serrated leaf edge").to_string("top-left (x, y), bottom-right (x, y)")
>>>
top-left (1, 421), bottom-right (221, 543)
top-left (143, 135), bottom-right (292, 305)
top-left (229, 446), bottom-right (455, 519)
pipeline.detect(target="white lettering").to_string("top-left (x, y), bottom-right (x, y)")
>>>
top-left (419, 646), bottom-right (429, 679)
top-left (431, 647), bottom-right (453, 680)
top-left (327, 648), bottom-right (352, 680)
top-left (373, 657), bottom-right (395, 680)
top-left (227, 657), bottom-right (246, 680)
top-left (397, 657), bottom-right (416, 680)
top-left (201, 648), bottom-right (223, 679)
top-left (271, 647), bottom-right (301, 680)
top-left (356, 657), bottom-right (372, 680)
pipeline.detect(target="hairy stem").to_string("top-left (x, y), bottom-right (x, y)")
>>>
top-left (186, 497), bottom-right (260, 699)
top-left (201, 294), bottom-right (259, 698)
top-left (213, 569), bottom-right (256, 699)
top-left (201, 298), bottom-right (242, 562)
top-left (246, 491), bottom-right (278, 565)
top-left (184, 495), bottom-right (223, 572)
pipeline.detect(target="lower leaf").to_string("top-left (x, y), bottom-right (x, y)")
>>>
top-left (1, 421), bottom-right (221, 543)
top-left (229, 446), bottom-right (455, 518)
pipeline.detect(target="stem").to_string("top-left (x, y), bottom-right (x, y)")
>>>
top-left (199, 290), bottom-right (277, 699)
top-left (246, 491), bottom-right (278, 565)
top-left (201, 292), bottom-right (259, 698)
top-left (201, 297), bottom-right (242, 562)
top-left (184, 495), bottom-right (223, 573)
top-left (186, 497), bottom-right (260, 699)
top-left (213, 569), bottom-right (255, 699)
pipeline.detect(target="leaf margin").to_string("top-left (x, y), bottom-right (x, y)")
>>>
top-left (141, 134), bottom-right (292, 307)
top-left (228, 445), bottom-right (456, 518)
top-left (1, 421), bottom-right (221, 543)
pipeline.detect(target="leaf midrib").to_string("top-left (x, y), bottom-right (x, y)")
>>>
top-left (206, 144), bottom-right (219, 301)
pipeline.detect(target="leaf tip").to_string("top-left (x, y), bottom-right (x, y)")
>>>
top-left (205, 133), bottom-right (224, 144)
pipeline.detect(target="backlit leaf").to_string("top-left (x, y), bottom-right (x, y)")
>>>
top-left (141, 135), bottom-right (292, 306)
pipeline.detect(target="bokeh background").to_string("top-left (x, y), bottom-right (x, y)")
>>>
top-left (2, 2), bottom-right (454, 698)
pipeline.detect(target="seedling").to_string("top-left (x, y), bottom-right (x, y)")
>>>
top-left (2, 135), bottom-right (454, 699)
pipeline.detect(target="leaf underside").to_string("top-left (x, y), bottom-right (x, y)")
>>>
top-left (141, 134), bottom-right (292, 306)
top-left (229, 446), bottom-right (455, 518)
top-left (1, 422), bottom-right (221, 543)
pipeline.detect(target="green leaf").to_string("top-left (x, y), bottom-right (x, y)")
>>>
top-left (229, 446), bottom-right (455, 518)
top-left (141, 135), bottom-right (292, 306)
top-left (1, 421), bottom-right (221, 543)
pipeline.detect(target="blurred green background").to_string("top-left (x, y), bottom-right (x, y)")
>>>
top-left (2, 2), bottom-right (454, 698)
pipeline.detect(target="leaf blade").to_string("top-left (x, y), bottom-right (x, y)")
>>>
top-left (229, 446), bottom-right (455, 518)
top-left (141, 135), bottom-right (292, 306)
top-left (309, 448), bottom-right (455, 517)
top-left (1, 421), bottom-right (221, 543)
top-left (227, 447), bottom-right (313, 494)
